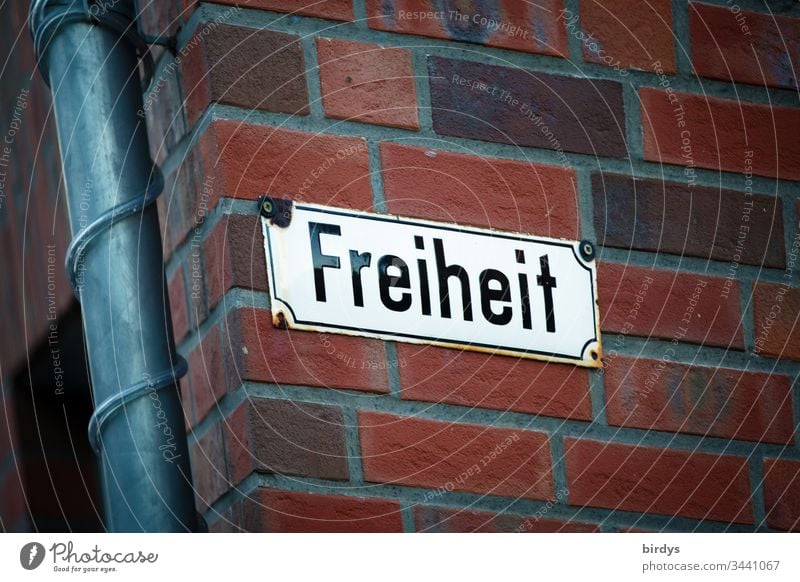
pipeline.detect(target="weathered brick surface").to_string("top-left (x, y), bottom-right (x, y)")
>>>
top-left (181, 23), bottom-right (309, 126)
top-left (598, 262), bottom-right (744, 349)
top-left (752, 283), bottom-right (800, 362)
top-left (198, 120), bottom-right (373, 211)
top-left (223, 308), bottom-right (390, 393)
top-left (235, 488), bottom-right (403, 532)
top-left (366, 0), bottom-right (568, 56)
top-left (565, 438), bottom-right (753, 523)
top-left (763, 458), bottom-right (800, 531)
top-left (224, 397), bottom-right (349, 484)
top-left (690, 3), bottom-right (799, 90)
top-left (317, 38), bottom-right (419, 130)
top-left (593, 173), bottom-right (785, 268)
top-left (397, 343), bottom-right (592, 420)
top-left (428, 56), bottom-right (627, 157)
top-left (578, 0), bottom-right (675, 72)
top-left (605, 357), bottom-right (794, 444)
top-left (414, 505), bottom-right (599, 532)
top-left (380, 143), bottom-right (579, 238)
top-left (359, 411), bottom-right (553, 500)
top-left (641, 88), bottom-right (800, 181)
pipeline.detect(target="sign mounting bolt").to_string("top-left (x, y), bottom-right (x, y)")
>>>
top-left (579, 240), bottom-right (595, 262)
top-left (260, 196), bottom-right (276, 218)
top-left (259, 195), bottom-right (293, 227)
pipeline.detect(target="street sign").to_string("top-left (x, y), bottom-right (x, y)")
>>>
top-left (260, 200), bottom-right (602, 367)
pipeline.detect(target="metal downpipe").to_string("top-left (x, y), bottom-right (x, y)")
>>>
top-left (29, 0), bottom-right (198, 532)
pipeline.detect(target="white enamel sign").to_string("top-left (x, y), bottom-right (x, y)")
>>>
top-left (261, 202), bottom-right (602, 367)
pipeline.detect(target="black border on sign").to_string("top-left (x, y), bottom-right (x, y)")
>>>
top-left (265, 204), bottom-right (599, 361)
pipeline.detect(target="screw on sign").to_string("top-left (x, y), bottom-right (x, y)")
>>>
top-left (260, 199), bottom-right (602, 367)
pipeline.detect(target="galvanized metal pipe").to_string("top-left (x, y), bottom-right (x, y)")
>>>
top-left (30, 0), bottom-right (197, 531)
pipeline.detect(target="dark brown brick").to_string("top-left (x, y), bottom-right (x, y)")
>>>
top-left (366, 0), bottom-right (568, 57)
top-left (763, 458), bottom-right (800, 531)
top-left (593, 173), bottom-right (785, 268)
top-left (224, 398), bottom-right (349, 484)
top-left (182, 23), bottom-right (308, 125)
top-left (203, 213), bottom-right (269, 309)
top-left (428, 56), bottom-right (626, 157)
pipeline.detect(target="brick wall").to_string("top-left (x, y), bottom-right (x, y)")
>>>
top-left (140, 0), bottom-right (800, 532)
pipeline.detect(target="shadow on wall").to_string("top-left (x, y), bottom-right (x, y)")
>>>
top-left (4, 307), bottom-right (102, 532)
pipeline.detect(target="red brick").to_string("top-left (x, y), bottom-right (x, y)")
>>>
top-left (397, 344), bottom-right (591, 420)
top-left (181, 23), bottom-right (308, 126)
top-left (359, 411), bottom-right (553, 500)
top-left (690, 3), bottom-right (799, 90)
top-left (203, 214), bottom-right (268, 309)
top-left (139, 0), bottom-right (180, 35)
top-left (593, 172), bottom-right (785, 268)
top-left (157, 173), bottom-right (181, 261)
top-left (223, 308), bottom-right (389, 393)
top-left (753, 283), bottom-right (800, 361)
top-left (414, 505), bottom-right (598, 532)
top-left (138, 0), bottom-right (180, 61)
top-left (143, 57), bottom-right (187, 165)
top-left (565, 438), bottom-right (753, 523)
top-left (187, 327), bottom-right (226, 424)
top-left (236, 488), bottom-right (403, 532)
top-left (605, 357), bottom-right (794, 444)
top-left (198, 120), bottom-right (373, 212)
top-left (763, 458), bottom-right (800, 531)
top-left (317, 38), bottom-right (419, 130)
top-left (210, 0), bottom-right (353, 21)
top-left (224, 397), bottom-right (349, 484)
top-left (641, 88), bottom-right (800, 181)
top-left (598, 263), bottom-right (744, 349)
top-left (159, 144), bottom-right (208, 255)
top-left (380, 143), bottom-right (579, 238)
top-left (366, 0), bottom-right (568, 57)
top-left (579, 0), bottom-right (675, 72)
top-left (190, 423), bottom-right (228, 511)
top-left (179, 0), bottom-right (197, 23)
top-left (167, 268), bottom-right (189, 342)
top-left (429, 57), bottom-right (627, 158)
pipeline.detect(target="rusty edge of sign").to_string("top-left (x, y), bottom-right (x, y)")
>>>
top-left (260, 202), bottom-right (603, 369)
